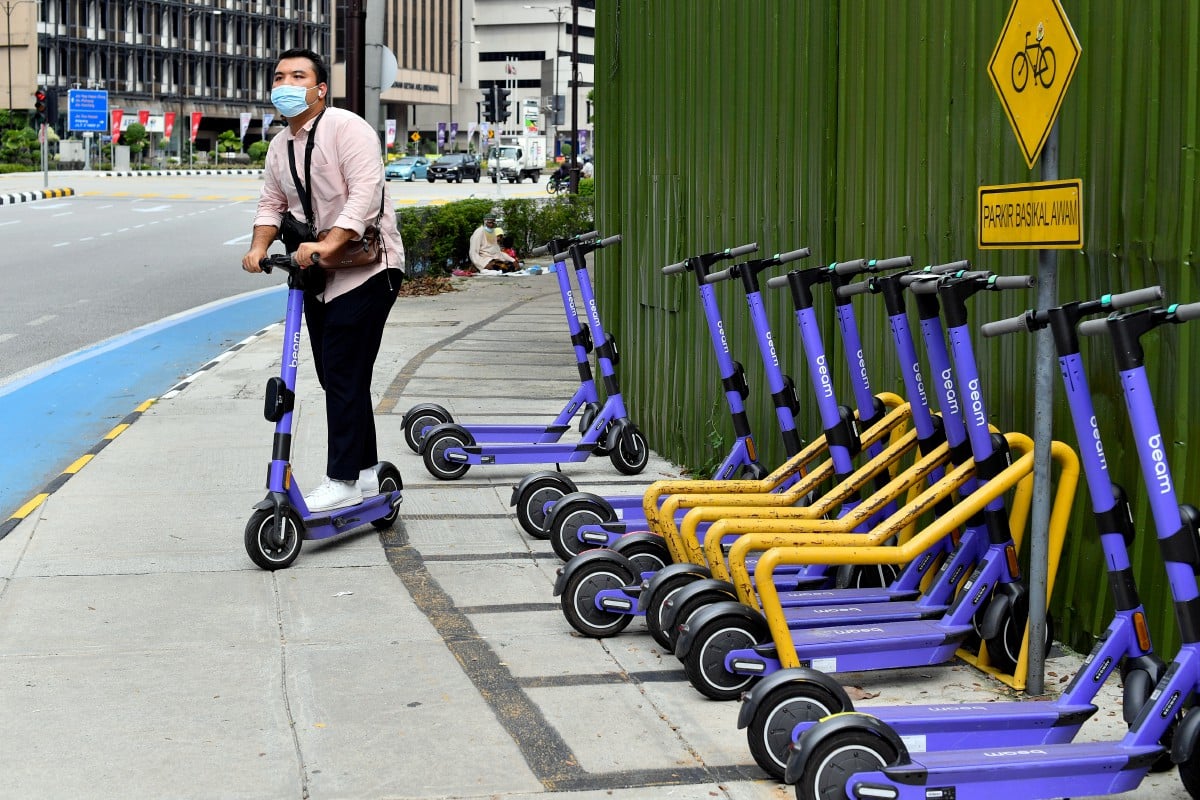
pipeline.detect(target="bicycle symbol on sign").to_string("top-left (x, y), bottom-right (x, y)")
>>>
top-left (1011, 22), bottom-right (1056, 92)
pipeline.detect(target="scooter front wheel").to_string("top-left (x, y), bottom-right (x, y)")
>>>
top-left (422, 426), bottom-right (472, 480)
top-left (371, 463), bottom-right (404, 531)
top-left (747, 682), bottom-right (848, 780)
top-left (644, 569), bottom-right (708, 650)
top-left (609, 427), bottom-right (649, 475)
top-left (245, 507), bottom-right (304, 570)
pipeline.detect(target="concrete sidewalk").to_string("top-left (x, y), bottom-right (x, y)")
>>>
top-left (0, 275), bottom-right (1185, 799)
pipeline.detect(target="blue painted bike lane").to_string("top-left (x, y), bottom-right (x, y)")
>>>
top-left (0, 285), bottom-right (286, 537)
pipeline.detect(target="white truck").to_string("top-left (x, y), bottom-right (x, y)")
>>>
top-left (487, 136), bottom-right (547, 183)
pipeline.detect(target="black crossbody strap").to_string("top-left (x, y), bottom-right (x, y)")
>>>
top-left (285, 109), bottom-right (325, 229)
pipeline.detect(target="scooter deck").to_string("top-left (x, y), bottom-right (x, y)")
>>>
top-left (461, 423), bottom-right (573, 444)
top-left (734, 620), bottom-right (973, 675)
top-left (795, 700), bottom-right (1096, 754)
top-left (776, 598), bottom-right (947, 628)
top-left (863, 740), bottom-right (1160, 800)
top-left (303, 491), bottom-right (401, 541)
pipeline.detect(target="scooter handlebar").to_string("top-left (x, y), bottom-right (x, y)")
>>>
top-left (835, 281), bottom-right (872, 299)
top-left (1109, 286), bottom-right (1164, 310)
top-left (866, 255), bottom-right (913, 272)
top-left (704, 267), bottom-right (734, 285)
top-left (726, 242), bottom-right (758, 258)
top-left (990, 274), bottom-right (1037, 290)
top-left (662, 261), bottom-right (687, 275)
top-left (764, 273), bottom-right (790, 289)
top-left (597, 234), bottom-right (622, 248)
top-left (980, 312), bottom-right (1033, 337)
top-left (1174, 301), bottom-right (1200, 322)
top-left (927, 259), bottom-right (971, 274)
top-left (832, 258), bottom-right (868, 276)
top-left (1077, 317), bottom-right (1110, 337)
top-left (776, 247), bottom-right (811, 264)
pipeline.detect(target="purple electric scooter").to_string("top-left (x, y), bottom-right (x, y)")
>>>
top-left (673, 272), bottom-right (1042, 700)
top-left (509, 242), bottom-right (774, 559)
top-left (400, 231), bottom-right (601, 461)
top-left (786, 300), bottom-right (1200, 800)
top-left (740, 286), bottom-right (1164, 780)
top-left (535, 246), bottom-right (814, 562)
top-left (243, 254), bottom-right (404, 571)
top-left (418, 234), bottom-right (651, 480)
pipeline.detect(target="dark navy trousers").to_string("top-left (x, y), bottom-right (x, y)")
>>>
top-left (303, 268), bottom-right (402, 480)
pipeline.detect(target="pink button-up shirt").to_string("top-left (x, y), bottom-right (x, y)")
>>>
top-left (254, 106), bottom-right (405, 302)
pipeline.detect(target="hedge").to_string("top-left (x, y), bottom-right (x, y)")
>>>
top-left (397, 195), bottom-right (594, 274)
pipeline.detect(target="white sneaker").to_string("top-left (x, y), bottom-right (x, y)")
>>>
top-left (304, 477), bottom-right (362, 513)
top-left (358, 466), bottom-right (379, 497)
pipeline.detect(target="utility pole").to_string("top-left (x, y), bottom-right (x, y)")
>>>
top-left (568, 0), bottom-right (579, 193)
top-left (345, 0), bottom-right (366, 116)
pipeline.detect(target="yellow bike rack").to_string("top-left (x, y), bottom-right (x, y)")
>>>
top-left (640, 392), bottom-right (909, 538)
top-left (746, 435), bottom-right (1079, 689)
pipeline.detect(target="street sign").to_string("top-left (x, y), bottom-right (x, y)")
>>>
top-left (977, 179), bottom-right (1083, 249)
top-left (987, 0), bottom-right (1081, 168)
top-left (410, 131), bottom-right (420, 142)
top-left (67, 89), bottom-right (109, 132)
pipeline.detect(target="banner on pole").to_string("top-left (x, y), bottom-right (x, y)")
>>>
top-left (385, 119), bottom-right (397, 149)
top-left (449, 122), bottom-right (459, 149)
top-left (262, 112), bottom-right (274, 139)
top-left (437, 122), bottom-right (446, 150)
top-left (239, 112), bottom-right (252, 141)
top-left (137, 109), bottom-right (149, 127)
top-left (190, 111), bottom-right (203, 144)
top-left (163, 112), bottom-right (176, 140)
top-left (467, 122), bottom-right (477, 147)
top-left (111, 109), bottom-right (124, 143)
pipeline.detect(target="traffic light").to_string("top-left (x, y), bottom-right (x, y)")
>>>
top-left (32, 87), bottom-right (46, 126)
top-left (482, 85), bottom-right (498, 123)
top-left (495, 87), bottom-right (511, 123)
top-left (44, 89), bottom-right (58, 129)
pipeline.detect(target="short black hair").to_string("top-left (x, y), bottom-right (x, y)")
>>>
top-left (277, 48), bottom-right (328, 86)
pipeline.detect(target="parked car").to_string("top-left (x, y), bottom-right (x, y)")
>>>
top-left (385, 156), bottom-right (428, 182)
top-left (427, 153), bottom-right (481, 183)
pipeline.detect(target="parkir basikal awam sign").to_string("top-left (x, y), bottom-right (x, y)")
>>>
top-left (979, 0), bottom-right (1083, 250)
top-left (977, 179), bottom-right (1083, 250)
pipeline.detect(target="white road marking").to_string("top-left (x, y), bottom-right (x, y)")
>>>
top-left (0, 333), bottom-right (15, 345)
top-left (53, 242), bottom-right (69, 247)
top-left (27, 315), bottom-right (56, 327)
top-left (224, 233), bottom-right (253, 245)
top-left (132, 205), bottom-right (170, 213)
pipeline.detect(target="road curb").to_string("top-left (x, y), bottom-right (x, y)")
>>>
top-left (98, 169), bottom-right (264, 177)
top-left (0, 187), bottom-right (75, 205)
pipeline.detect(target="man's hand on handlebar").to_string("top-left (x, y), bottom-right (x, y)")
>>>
top-left (242, 247), bottom-right (269, 273)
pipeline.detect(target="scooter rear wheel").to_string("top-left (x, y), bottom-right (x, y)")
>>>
top-left (644, 570), bottom-right (707, 650)
top-left (794, 728), bottom-right (898, 800)
top-left (560, 558), bottom-right (636, 638)
top-left (681, 610), bottom-right (768, 701)
top-left (515, 475), bottom-right (573, 539)
top-left (748, 682), bottom-right (848, 780)
top-left (550, 498), bottom-right (614, 561)
top-left (609, 427), bottom-right (649, 475)
top-left (403, 404), bottom-right (451, 453)
top-left (422, 427), bottom-right (472, 480)
top-left (371, 463), bottom-right (404, 531)
top-left (245, 507), bottom-right (304, 571)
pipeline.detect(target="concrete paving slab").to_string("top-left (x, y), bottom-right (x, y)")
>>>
top-left (276, 564), bottom-right (437, 645)
top-left (0, 647), bottom-right (300, 799)
top-left (0, 571), bottom-right (277, 655)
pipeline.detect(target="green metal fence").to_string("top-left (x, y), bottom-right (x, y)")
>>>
top-left (592, 0), bottom-right (1200, 654)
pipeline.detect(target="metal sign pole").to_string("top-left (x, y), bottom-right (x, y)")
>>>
top-left (1026, 122), bottom-right (1059, 697)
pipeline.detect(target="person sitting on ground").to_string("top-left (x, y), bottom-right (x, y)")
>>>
top-left (498, 233), bottom-right (520, 266)
top-left (468, 212), bottom-right (519, 273)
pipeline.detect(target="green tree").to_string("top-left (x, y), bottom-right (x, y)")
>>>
top-left (0, 126), bottom-right (38, 166)
top-left (123, 123), bottom-right (148, 156)
top-left (248, 140), bottom-right (268, 162)
top-left (217, 130), bottom-right (242, 154)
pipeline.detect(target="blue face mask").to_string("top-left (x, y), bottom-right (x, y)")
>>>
top-left (271, 85), bottom-right (315, 118)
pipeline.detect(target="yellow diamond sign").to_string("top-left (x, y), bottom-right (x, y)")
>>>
top-left (987, 0), bottom-right (1081, 169)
